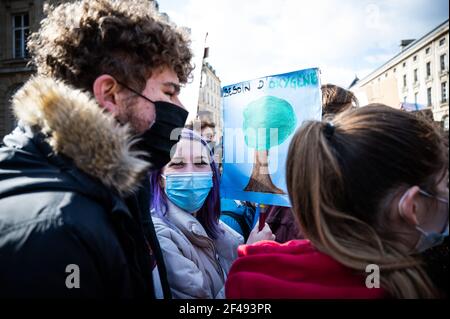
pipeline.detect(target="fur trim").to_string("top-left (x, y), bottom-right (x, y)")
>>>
top-left (12, 76), bottom-right (149, 196)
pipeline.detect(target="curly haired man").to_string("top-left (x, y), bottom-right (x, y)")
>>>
top-left (0, 0), bottom-right (193, 298)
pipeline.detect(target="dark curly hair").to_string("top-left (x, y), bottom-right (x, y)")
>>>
top-left (28, 0), bottom-right (194, 92)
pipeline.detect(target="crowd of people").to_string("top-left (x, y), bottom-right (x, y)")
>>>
top-left (0, 0), bottom-right (448, 299)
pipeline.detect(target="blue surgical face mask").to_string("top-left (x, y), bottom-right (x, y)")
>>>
top-left (399, 188), bottom-right (449, 253)
top-left (162, 172), bottom-right (213, 213)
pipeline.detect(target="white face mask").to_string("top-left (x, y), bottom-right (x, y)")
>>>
top-left (399, 188), bottom-right (449, 253)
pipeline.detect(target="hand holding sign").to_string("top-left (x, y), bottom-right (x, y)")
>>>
top-left (246, 214), bottom-right (275, 245)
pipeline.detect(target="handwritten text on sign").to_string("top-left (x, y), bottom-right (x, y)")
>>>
top-left (222, 71), bottom-right (318, 98)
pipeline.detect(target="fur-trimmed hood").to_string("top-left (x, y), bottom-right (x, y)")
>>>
top-left (12, 76), bottom-right (149, 196)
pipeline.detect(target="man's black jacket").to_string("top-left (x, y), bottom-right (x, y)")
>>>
top-left (0, 77), bottom-right (170, 298)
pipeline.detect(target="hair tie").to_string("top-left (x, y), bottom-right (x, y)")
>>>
top-left (323, 122), bottom-right (335, 139)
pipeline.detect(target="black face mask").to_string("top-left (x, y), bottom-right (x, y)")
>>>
top-left (117, 81), bottom-right (189, 170)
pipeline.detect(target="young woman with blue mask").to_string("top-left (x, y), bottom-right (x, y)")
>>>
top-left (149, 129), bottom-right (274, 299)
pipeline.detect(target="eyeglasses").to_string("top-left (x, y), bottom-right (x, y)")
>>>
top-left (419, 189), bottom-right (449, 205)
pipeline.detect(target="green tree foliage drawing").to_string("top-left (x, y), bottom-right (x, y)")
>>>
top-left (243, 95), bottom-right (297, 194)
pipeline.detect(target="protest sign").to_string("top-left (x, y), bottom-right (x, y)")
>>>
top-left (221, 68), bottom-right (322, 206)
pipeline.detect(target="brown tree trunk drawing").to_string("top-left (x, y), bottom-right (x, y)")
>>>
top-left (244, 150), bottom-right (284, 194)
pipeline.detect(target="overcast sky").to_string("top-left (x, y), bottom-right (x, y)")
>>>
top-left (159, 0), bottom-right (448, 89)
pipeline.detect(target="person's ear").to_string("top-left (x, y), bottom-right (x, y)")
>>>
top-left (159, 171), bottom-right (166, 189)
top-left (398, 186), bottom-right (421, 226)
top-left (93, 75), bottom-right (121, 115)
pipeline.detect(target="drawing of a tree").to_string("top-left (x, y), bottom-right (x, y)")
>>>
top-left (243, 95), bottom-right (297, 194)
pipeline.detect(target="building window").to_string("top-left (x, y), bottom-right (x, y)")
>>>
top-left (414, 92), bottom-right (418, 105)
top-left (414, 69), bottom-right (418, 83)
top-left (403, 74), bottom-right (407, 87)
top-left (439, 37), bottom-right (446, 46)
top-left (426, 62), bottom-right (431, 77)
top-left (427, 87), bottom-right (432, 106)
top-left (403, 62), bottom-right (406, 68)
top-left (413, 55), bottom-right (417, 62)
top-left (393, 68), bottom-right (396, 73)
top-left (12, 13), bottom-right (30, 59)
top-left (425, 47), bottom-right (431, 54)
top-left (442, 81), bottom-right (448, 103)
top-left (4, 83), bottom-right (24, 133)
top-left (385, 72), bottom-right (388, 78)
top-left (440, 54), bottom-right (447, 71)
top-left (403, 96), bottom-right (407, 103)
